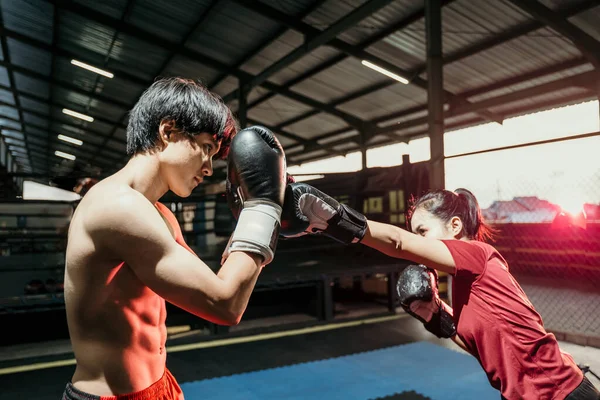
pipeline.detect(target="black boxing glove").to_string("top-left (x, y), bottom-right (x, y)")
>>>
top-left (280, 182), bottom-right (367, 244)
top-left (224, 126), bottom-right (287, 264)
top-left (397, 264), bottom-right (456, 338)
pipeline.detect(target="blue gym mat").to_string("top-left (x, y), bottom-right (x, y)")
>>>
top-left (180, 341), bottom-right (498, 399)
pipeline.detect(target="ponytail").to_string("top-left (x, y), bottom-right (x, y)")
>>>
top-left (454, 188), bottom-right (496, 242)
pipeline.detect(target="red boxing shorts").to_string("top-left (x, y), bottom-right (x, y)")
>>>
top-left (62, 368), bottom-right (184, 400)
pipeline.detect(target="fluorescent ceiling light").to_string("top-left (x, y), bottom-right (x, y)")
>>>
top-left (62, 108), bottom-right (94, 122)
top-left (71, 59), bottom-right (114, 78)
top-left (58, 134), bottom-right (83, 146)
top-left (55, 150), bottom-right (76, 161)
top-left (361, 60), bottom-right (409, 84)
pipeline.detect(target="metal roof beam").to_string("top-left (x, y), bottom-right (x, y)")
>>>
top-left (209, 0), bottom-right (328, 90)
top-left (0, 10), bottom-right (32, 172)
top-left (1, 124), bottom-right (123, 164)
top-left (0, 86), bottom-right (127, 143)
top-left (246, 0), bottom-right (456, 110)
top-left (0, 26), bottom-right (149, 86)
top-left (225, 0), bottom-right (394, 98)
top-left (294, 57), bottom-right (593, 155)
top-left (270, 0), bottom-right (597, 132)
top-left (506, 0), bottom-right (600, 68)
top-left (44, 0), bottom-right (368, 134)
top-left (235, 0), bottom-right (502, 130)
top-left (0, 60), bottom-right (132, 111)
top-left (376, 70), bottom-right (597, 135)
top-left (246, 118), bottom-right (349, 158)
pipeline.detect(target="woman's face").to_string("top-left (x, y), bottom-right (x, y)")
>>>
top-left (410, 207), bottom-right (459, 240)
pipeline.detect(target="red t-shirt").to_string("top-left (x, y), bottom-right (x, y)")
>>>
top-left (442, 239), bottom-right (583, 400)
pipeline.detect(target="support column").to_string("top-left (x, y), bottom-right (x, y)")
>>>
top-left (238, 78), bottom-right (248, 129)
top-left (360, 130), bottom-right (368, 170)
top-left (426, 0), bottom-right (445, 190)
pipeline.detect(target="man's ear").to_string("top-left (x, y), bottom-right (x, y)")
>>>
top-left (158, 119), bottom-right (177, 146)
top-left (449, 216), bottom-right (463, 238)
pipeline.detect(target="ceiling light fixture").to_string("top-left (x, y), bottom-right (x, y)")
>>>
top-left (71, 59), bottom-right (114, 78)
top-left (55, 150), bottom-right (76, 161)
top-left (361, 60), bottom-right (409, 84)
top-left (58, 134), bottom-right (83, 146)
top-left (62, 108), bottom-right (94, 122)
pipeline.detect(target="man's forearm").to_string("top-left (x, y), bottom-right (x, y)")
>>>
top-left (216, 251), bottom-right (263, 325)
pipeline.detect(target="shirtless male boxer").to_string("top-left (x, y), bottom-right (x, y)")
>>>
top-left (62, 77), bottom-right (287, 399)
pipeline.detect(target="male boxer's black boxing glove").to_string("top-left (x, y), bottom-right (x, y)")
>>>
top-left (280, 182), bottom-right (367, 245)
top-left (397, 264), bottom-right (456, 338)
top-left (224, 126), bottom-right (287, 264)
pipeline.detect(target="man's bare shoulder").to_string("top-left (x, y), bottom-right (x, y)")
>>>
top-left (75, 179), bottom-right (160, 238)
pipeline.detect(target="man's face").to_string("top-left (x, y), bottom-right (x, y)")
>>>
top-left (159, 127), bottom-right (221, 197)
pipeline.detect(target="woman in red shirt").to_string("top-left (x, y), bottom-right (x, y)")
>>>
top-left (282, 184), bottom-right (600, 400)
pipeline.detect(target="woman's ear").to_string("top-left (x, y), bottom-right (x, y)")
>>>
top-left (449, 216), bottom-right (463, 238)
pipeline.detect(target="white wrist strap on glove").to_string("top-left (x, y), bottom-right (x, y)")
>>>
top-left (227, 200), bottom-right (282, 265)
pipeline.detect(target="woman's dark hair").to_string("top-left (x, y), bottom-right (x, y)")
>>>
top-left (406, 188), bottom-right (496, 242)
top-left (126, 77), bottom-right (237, 159)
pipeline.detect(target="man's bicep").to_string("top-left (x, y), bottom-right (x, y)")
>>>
top-left (137, 242), bottom-right (226, 314)
top-left (89, 196), bottom-right (224, 306)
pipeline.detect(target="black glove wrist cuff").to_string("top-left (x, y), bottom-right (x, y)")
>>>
top-left (325, 204), bottom-right (368, 245)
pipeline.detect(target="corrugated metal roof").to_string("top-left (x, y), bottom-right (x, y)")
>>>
top-left (469, 62), bottom-right (593, 102)
top-left (162, 55), bottom-right (221, 86)
top-left (28, 124), bottom-right (50, 136)
top-left (0, 66), bottom-right (11, 87)
top-left (107, 33), bottom-right (169, 77)
top-left (2, 0), bottom-right (54, 45)
top-left (2, 0), bottom-right (598, 176)
top-left (489, 86), bottom-right (593, 116)
top-left (272, 135), bottom-right (297, 148)
top-left (0, 87), bottom-right (14, 104)
top-left (332, 142), bottom-right (360, 152)
top-left (290, 148), bottom-right (329, 162)
top-left (72, 0), bottom-right (129, 20)
top-left (317, 129), bottom-right (359, 144)
top-left (269, 46), bottom-right (342, 87)
top-left (241, 29), bottom-right (304, 77)
top-left (13, 73), bottom-right (49, 98)
top-left (442, 0), bottom-right (532, 55)
top-left (249, 94), bottom-right (313, 126)
top-left (113, 127), bottom-right (127, 142)
top-left (19, 97), bottom-right (50, 115)
top-left (188, 2), bottom-right (283, 68)
top-left (285, 113), bottom-right (348, 139)
top-left (567, 4), bottom-right (600, 42)
top-left (291, 56), bottom-right (390, 104)
top-left (337, 0), bottom-right (424, 46)
top-left (59, 11), bottom-right (118, 58)
top-left (0, 118), bottom-right (21, 131)
top-left (0, 104), bottom-right (19, 120)
top-left (337, 79), bottom-right (427, 120)
top-left (442, 27), bottom-right (580, 94)
top-left (23, 112), bottom-right (49, 128)
top-left (93, 75), bottom-right (145, 106)
top-left (127, 0), bottom-right (212, 44)
top-left (2, 130), bottom-right (24, 141)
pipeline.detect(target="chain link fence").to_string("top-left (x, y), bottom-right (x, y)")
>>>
top-left (477, 183), bottom-right (600, 347)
